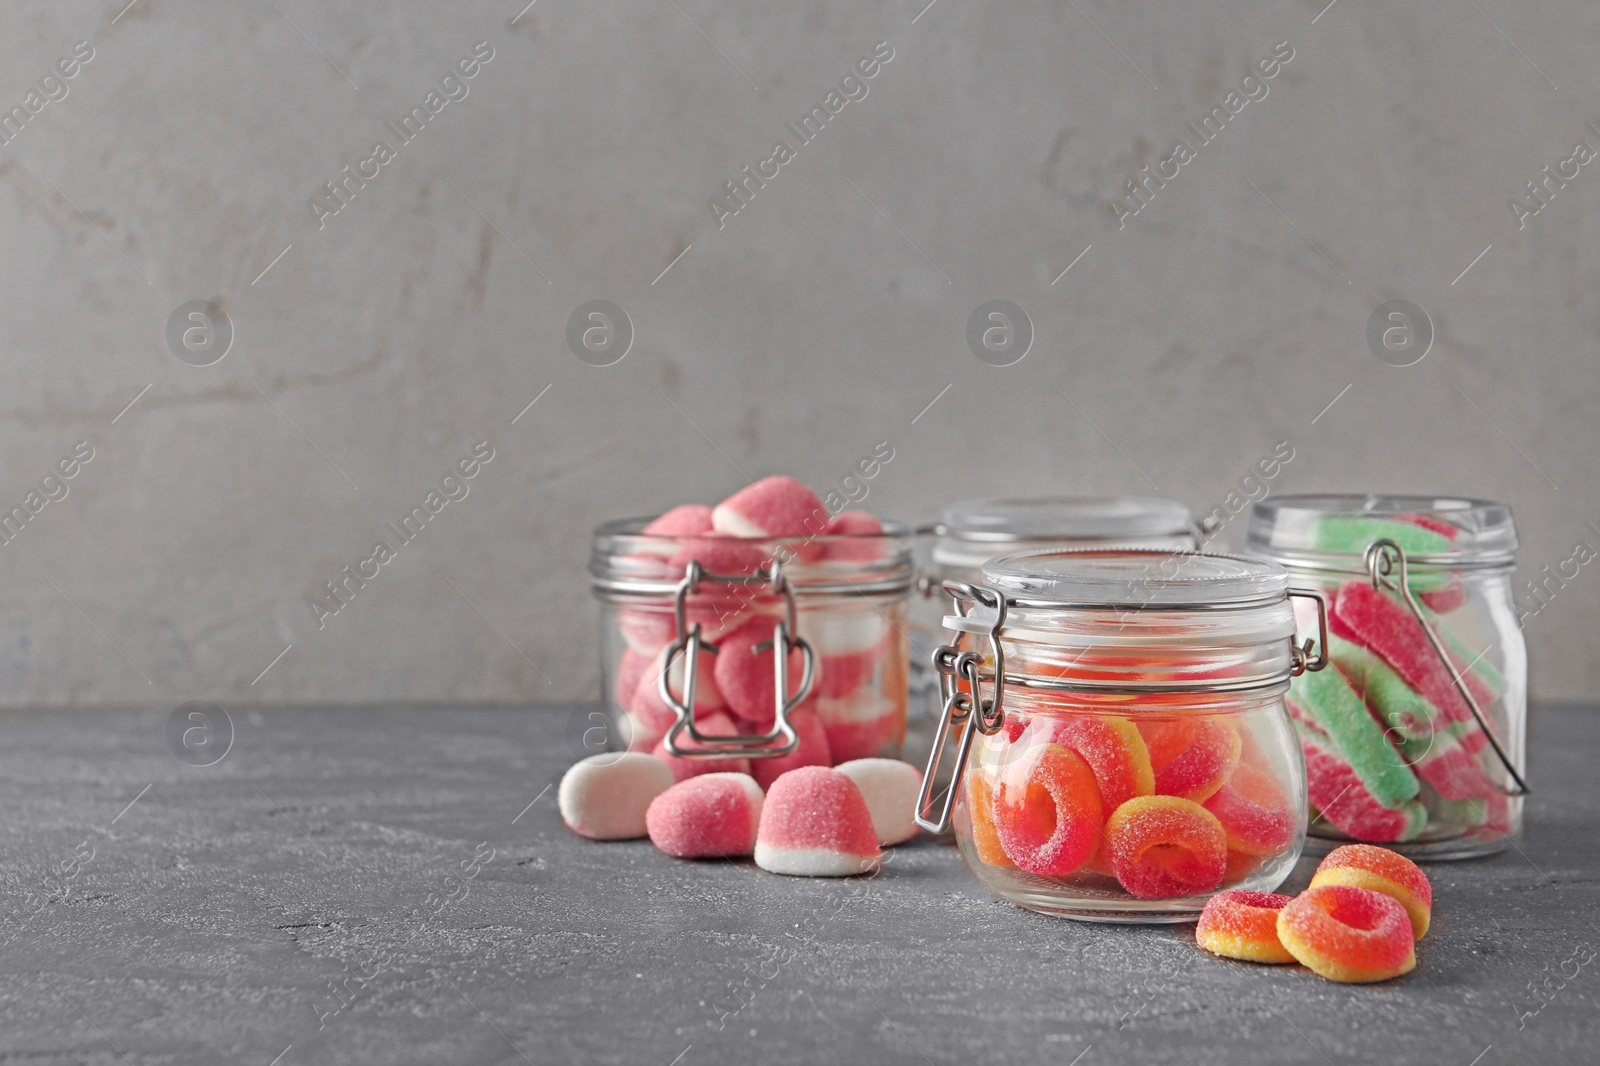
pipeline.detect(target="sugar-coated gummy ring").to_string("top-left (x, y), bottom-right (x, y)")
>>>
top-left (1276, 885), bottom-right (1417, 983)
top-left (1202, 762), bottom-right (1295, 858)
top-left (993, 743), bottom-right (1103, 876)
top-left (1309, 844), bottom-right (1432, 939)
top-left (1196, 890), bottom-right (1296, 964)
top-left (964, 772), bottom-right (1014, 869)
top-left (1045, 716), bottom-right (1155, 812)
top-left (1104, 795), bottom-right (1228, 900)
top-left (1151, 718), bottom-right (1241, 802)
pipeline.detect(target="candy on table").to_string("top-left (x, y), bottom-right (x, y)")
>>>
top-left (1331, 581), bottom-right (1496, 729)
top-left (1275, 885), bottom-right (1417, 983)
top-left (1328, 636), bottom-right (1441, 740)
top-left (1146, 718), bottom-right (1241, 803)
top-left (1299, 728), bottom-right (1427, 843)
top-left (754, 766), bottom-right (882, 877)
top-left (964, 772), bottom-right (1014, 868)
top-left (1202, 762), bottom-right (1296, 857)
top-left (712, 475), bottom-right (830, 559)
top-left (713, 615), bottom-right (811, 725)
top-left (822, 510), bottom-right (888, 561)
top-left (646, 772), bottom-right (765, 858)
top-left (1308, 844), bottom-right (1432, 938)
top-left (992, 743), bottom-right (1104, 876)
top-left (814, 689), bottom-right (905, 764)
top-left (835, 758), bottom-right (922, 845)
top-left (652, 712), bottom-right (754, 782)
top-left (1290, 664), bottom-right (1419, 809)
top-left (1196, 891), bottom-right (1296, 964)
top-left (558, 752), bottom-right (676, 841)
top-left (1104, 795), bottom-right (1228, 899)
top-left (1043, 715), bottom-right (1155, 812)
top-left (749, 703), bottom-right (833, 790)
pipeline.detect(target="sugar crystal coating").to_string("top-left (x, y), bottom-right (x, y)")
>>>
top-left (1310, 844), bottom-right (1432, 938)
top-left (993, 743), bottom-right (1103, 876)
top-left (558, 752), bottom-right (676, 841)
top-left (1276, 885), bottom-right (1416, 983)
top-left (1196, 890), bottom-right (1295, 964)
top-left (646, 772), bottom-right (764, 858)
top-left (755, 766), bottom-right (881, 877)
top-left (1105, 795), bottom-right (1227, 899)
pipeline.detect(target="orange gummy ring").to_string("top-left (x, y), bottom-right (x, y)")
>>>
top-left (1104, 795), bottom-right (1227, 900)
top-left (1196, 890), bottom-right (1296, 964)
top-left (993, 743), bottom-right (1103, 876)
top-left (1308, 844), bottom-right (1432, 939)
top-left (1276, 885), bottom-right (1417, 983)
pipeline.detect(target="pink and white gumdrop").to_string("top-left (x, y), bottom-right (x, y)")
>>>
top-left (558, 752), bottom-right (675, 840)
top-left (754, 766), bottom-right (882, 877)
top-left (835, 758), bottom-right (922, 845)
top-left (646, 772), bottom-right (765, 859)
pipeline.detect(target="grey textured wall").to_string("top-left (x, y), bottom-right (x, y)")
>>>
top-left (0, 0), bottom-right (1595, 707)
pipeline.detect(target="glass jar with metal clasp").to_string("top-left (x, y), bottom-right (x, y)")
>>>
top-left (590, 517), bottom-right (916, 765)
top-left (908, 497), bottom-right (1200, 750)
top-left (916, 548), bottom-right (1329, 922)
top-left (1247, 494), bottom-right (1527, 858)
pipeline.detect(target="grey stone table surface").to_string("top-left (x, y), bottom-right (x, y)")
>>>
top-left (3, 702), bottom-right (1598, 1066)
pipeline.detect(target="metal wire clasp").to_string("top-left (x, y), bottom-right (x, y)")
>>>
top-left (660, 558), bottom-right (816, 759)
top-left (914, 582), bottom-right (1008, 834)
top-left (1364, 538), bottom-right (1529, 797)
top-left (1287, 589), bottom-right (1330, 676)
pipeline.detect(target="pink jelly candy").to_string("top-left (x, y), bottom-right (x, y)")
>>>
top-left (646, 772), bottom-right (765, 858)
top-left (754, 765), bottom-right (882, 877)
top-left (749, 703), bottom-right (833, 790)
top-left (652, 711), bottom-right (753, 782)
top-left (558, 752), bottom-right (676, 840)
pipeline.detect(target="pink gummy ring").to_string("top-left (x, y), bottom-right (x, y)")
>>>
top-left (1196, 890), bottom-right (1296, 964)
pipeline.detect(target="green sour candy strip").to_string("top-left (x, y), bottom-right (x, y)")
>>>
top-left (1291, 663), bottom-right (1421, 809)
top-left (1309, 516), bottom-right (1452, 557)
top-left (1308, 516), bottom-right (1451, 590)
top-left (1329, 635), bottom-right (1441, 739)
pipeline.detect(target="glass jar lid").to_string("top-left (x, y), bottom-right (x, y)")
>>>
top-left (982, 547), bottom-right (1290, 608)
top-left (932, 496), bottom-right (1195, 570)
top-left (589, 515), bottom-right (915, 597)
top-left (1246, 494), bottom-right (1517, 572)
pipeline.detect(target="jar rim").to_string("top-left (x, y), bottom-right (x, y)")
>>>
top-left (1245, 493), bottom-right (1517, 571)
top-left (939, 494), bottom-right (1194, 543)
top-left (980, 547), bottom-right (1290, 609)
top-left (589, 514), bottom-right (916, 596)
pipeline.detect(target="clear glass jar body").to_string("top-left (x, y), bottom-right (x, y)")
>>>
top-left (591, 518), bottom-right (914, 762)
top-left (954, 687), bottom-right (1304, 922)
top-left (1246, 495), bottom-right (1525, 859)
top-left (938, 549), bottom-right (1308, 923)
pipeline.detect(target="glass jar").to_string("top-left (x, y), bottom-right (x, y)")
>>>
top-left (918, 549), bottom-right (1323, 923)
top-left (911, 497), bottom-right (1199, 743)
top-left (590, 517), bottom-right (915, 765)
top-left (1246, 495), bottom-right (1526, 859)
